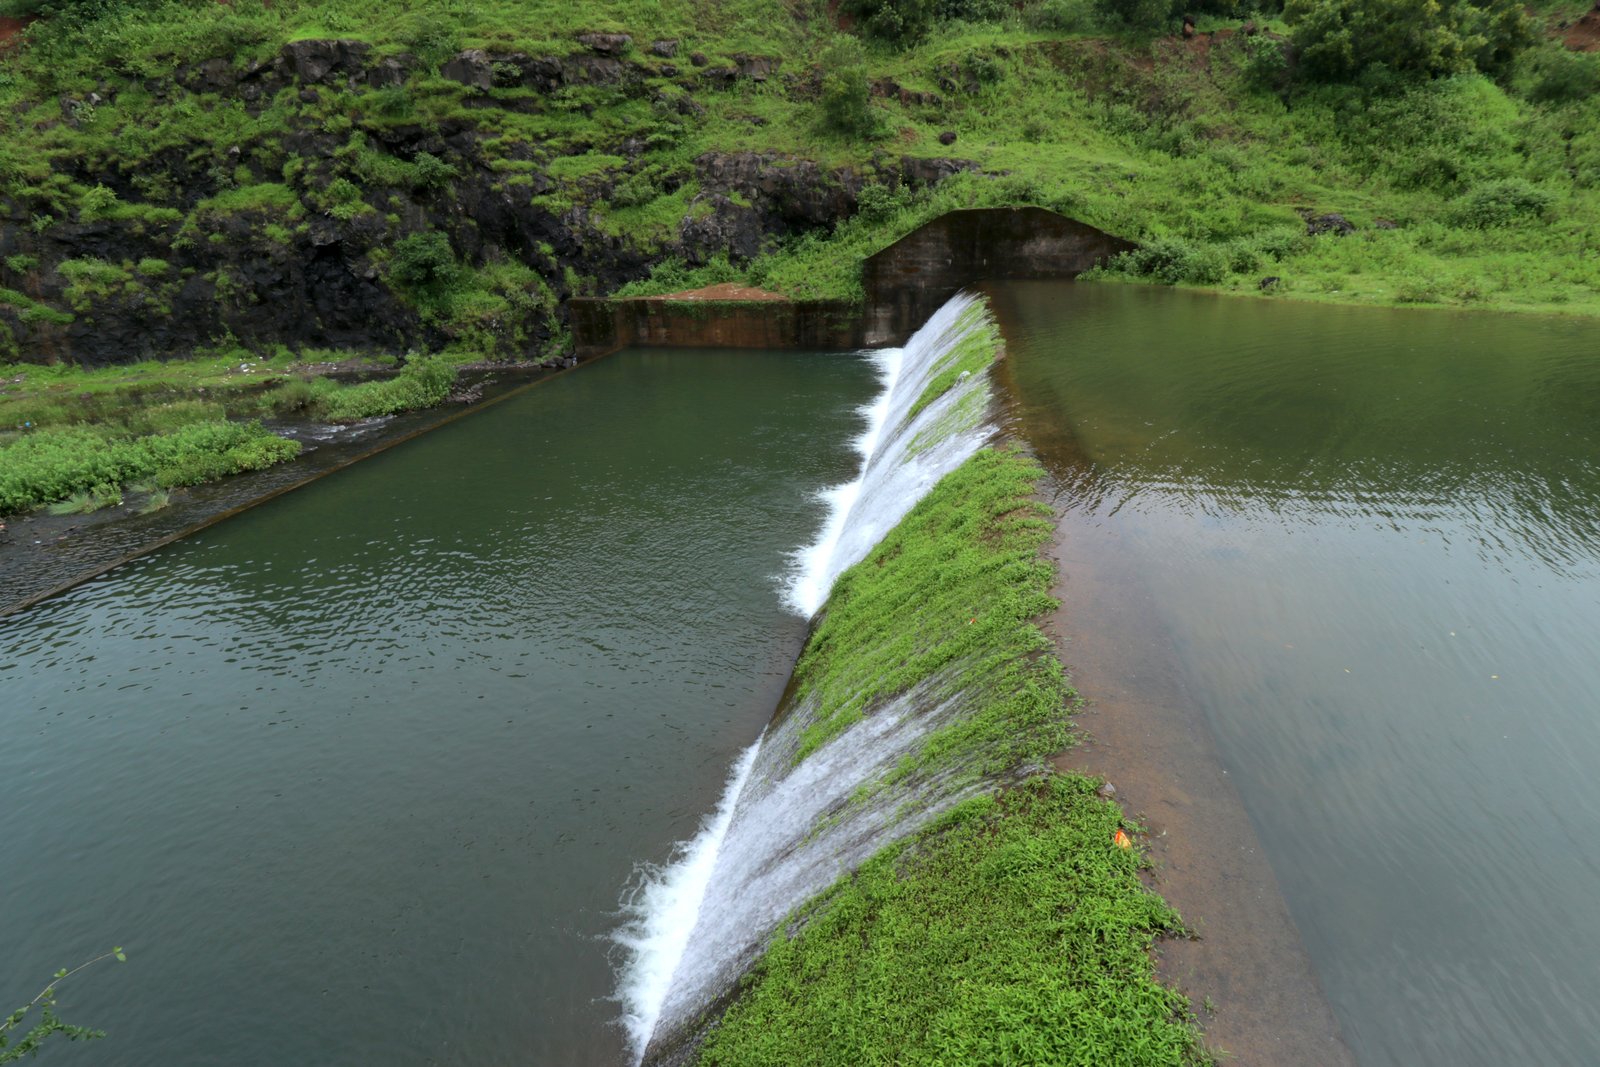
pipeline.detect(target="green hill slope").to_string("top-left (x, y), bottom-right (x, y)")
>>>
top-left (0, 0), bottom-right (1596, 369)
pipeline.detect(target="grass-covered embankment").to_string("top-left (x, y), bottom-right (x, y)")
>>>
top-left (698, 775), bottom-right (1205, 1066)
top-left (692, 447), bottom-right (1210, 1065)
top-left (0, 352), bottom-right (459, 515)
top-left (4, 0), bottom-right (1597, 373)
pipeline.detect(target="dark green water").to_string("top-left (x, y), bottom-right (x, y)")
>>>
top-left (0, 349), bottom-right (877, 1065)
top-left (994, 281), bottom-right (1600, 1066)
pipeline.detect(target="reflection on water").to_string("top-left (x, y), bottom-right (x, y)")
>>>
top-left (995, 281), bottom-right (1600, 1067)
top-left (0, 348), bottom-right (878, 1066)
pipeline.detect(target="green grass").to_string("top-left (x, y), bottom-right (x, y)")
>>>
top-left (0, 419), bottom-right (300, 514)
top-left (695, 772), bottom-right (1208, 1066)
top-left (0, 352), bottom-right (460, 512)
top-left (303, 355), bottom-right (458, 421)
top-left (692, 437), bottom-right (1212, 1064)
top-left (791, 447), bottom-right (1070, 776)
top-left (4, 0), bottom-right (1595, 343)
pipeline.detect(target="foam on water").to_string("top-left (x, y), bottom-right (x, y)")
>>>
top-left (613, 744), bottom-right (760, 1062)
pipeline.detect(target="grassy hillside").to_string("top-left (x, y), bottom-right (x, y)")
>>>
top-left (1, 0), bottom-right (1597, 357)
top-left (1, 0), bottom-right (1597, 508)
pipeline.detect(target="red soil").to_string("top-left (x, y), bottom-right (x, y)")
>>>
top-left (652, 282), bottom-right (788, 302)
top-left (0, 14), bottom-right (37, 55)
top-left (1564, 4), bottom-right (1600, 52)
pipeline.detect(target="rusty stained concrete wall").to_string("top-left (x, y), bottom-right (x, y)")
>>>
top-left (570, 297), bottom-right (864, 358)
top-left (571, 206), bottom-right (1134, 357)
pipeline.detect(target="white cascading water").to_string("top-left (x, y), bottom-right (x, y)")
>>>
top-left (613, 292), bottom-right (999, 1065)
top-left (784, 291), bottom-right (997, 618)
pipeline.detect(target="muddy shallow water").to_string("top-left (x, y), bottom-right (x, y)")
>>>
top-left (994, 280), bottom-right (1600, 1066)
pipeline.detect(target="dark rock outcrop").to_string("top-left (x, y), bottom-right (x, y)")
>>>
top-left (0, 38), bottom-right (990, 366)
top-left (1305, 212), bottom-right (1356, 236)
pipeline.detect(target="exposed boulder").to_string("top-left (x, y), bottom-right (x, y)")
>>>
top-left (1306, 212), bottom-right (1355, 236)
top-left (277, 38), bottom-right (370, 85)
top-left (733, 54), bottom-right (777, 81)
top-left (441, 49), bottom-right (493, 91)
top-left (577, 32), bottom-right (631, 56)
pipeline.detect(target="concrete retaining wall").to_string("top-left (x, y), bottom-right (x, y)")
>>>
top-left (571, 206), bottom-right (1134, 357)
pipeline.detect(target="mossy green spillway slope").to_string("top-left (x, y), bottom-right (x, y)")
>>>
top-left (692, 448), bottom-right (1210, 1066)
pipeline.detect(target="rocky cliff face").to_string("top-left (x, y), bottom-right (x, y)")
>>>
top-left (0, 36), bottom-right (973, 366)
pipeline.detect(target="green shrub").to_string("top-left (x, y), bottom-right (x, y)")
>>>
top-left (1285, 0), bottom-right (1534, 83)
top-left (937, 0), bottom-right (1009, 21)
top-left (818, 38), bottom-right (880, 138)
top-left (0, 420), bottom-right (299, 514)
top-left (78, 183), bottom-right (119, 221)
top-left (1093, 0), bottom-right (1176, 33)
top-left (1449, 178), bottom-right (1554, 228)
top-left (410, 152), bottom-right (456, 190)
top-left (317, 356), bottom-right (457, 422)
top-left (1525, 48), bottom-right (1600, 105)
top-left (1024, 0), bottom-right (1097, 33)
top-left (264, 378), bottom-right (321, 416)
top-left (1240, 33), bottom-right (1289, 92)
top-left (1110, 236), bottom-right (1229, 285)
top-left (386, 233), bottom-right (459, 294)
top-left (847, 0), bottom-right (937, 43)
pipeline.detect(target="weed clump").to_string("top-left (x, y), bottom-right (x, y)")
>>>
top-left (0, 420), bottom-right (299, 515)
top-left (1449, 179), bottom-right (1556, 229)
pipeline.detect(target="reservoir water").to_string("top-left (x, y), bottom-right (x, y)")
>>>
top-left (992, 281), bottom-right (1600, 1066)
top-left (0, 348), bottom-right (878, 1065)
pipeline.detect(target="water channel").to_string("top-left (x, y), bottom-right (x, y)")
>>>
top-left (992, 280), bottom-right (1600, 1066)
top-left (0, 347), bottom-right (879, 1065)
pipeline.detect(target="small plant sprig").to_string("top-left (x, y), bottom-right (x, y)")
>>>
top-left (0, 947), bottom-right (125, 1064)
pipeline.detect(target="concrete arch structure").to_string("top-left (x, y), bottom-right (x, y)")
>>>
top-left (571, 206), bottom-right (1134, 356)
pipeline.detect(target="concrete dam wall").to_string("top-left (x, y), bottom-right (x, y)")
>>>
top-left (571, 206), bottom-right (1135, 357)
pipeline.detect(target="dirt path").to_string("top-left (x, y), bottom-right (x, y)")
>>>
top-left (653, 282), bottom-right (788, 302)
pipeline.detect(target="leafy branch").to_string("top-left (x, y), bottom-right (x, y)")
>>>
top-left (0, 948), bottom-right (125, 1064)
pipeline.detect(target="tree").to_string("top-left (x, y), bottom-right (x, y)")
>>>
top-left (817, 38), bottom-right (880, 139)
top-left (1, 949), bottom-right (124, 1063)
top-left (1092, 0), bottom-right (1178, 33)
top-left (1285, 0), bottom-right (1534, 82)
top-left (845, 0), bottom-right (937, 45)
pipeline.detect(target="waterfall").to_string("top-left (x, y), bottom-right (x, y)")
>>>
top-left (783, 291), bottom-right (998, 618)
top-left (613, 292), bottom-right (1000, 1065)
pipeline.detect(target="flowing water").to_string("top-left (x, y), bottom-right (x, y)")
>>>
top-left (621, 294), bottom-right (1000, 1062)
top-left (992, 281), bottom-right (1600, 1066)
top-left (0, 347), bottom-right (879, 1066)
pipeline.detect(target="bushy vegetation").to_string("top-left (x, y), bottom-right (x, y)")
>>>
top-left (697, 774), bottom-right (1207, 1065)
top-left (1285, 0), bottom-right (1534, 82)
top-left (0, 350), bottom-right (459, 512)
top-left (0, 0), bottom-right (1594, 370)
top-left (303, 354), bottom-right (457, 421)
top-left (0, 419), bottom-right (299, 514)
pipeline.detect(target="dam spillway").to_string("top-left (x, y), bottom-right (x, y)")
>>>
top-left (614, 293), bottom-right (1009, 1061)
